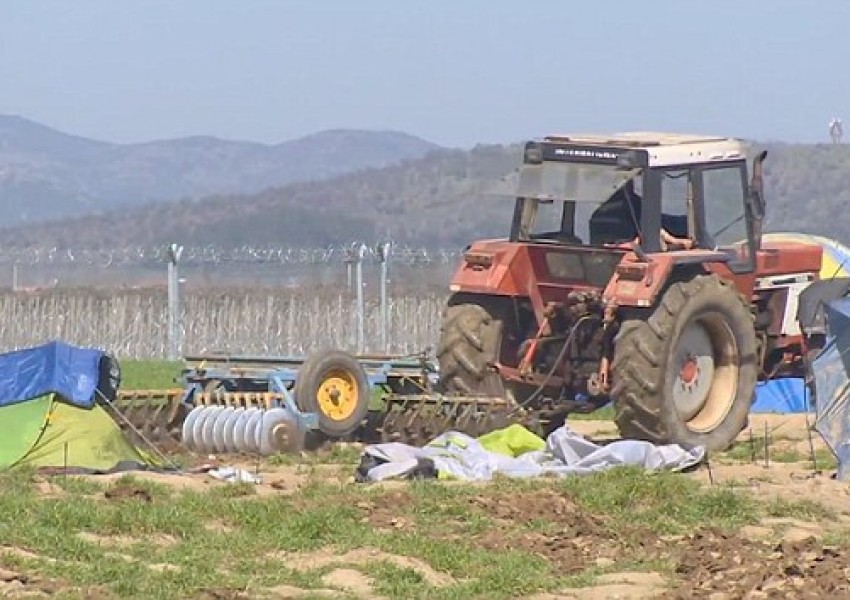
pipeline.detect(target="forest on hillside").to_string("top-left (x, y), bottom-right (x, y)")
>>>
top-left (2, 141), bottom-right (849, 250)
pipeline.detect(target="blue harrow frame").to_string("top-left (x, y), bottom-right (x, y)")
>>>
top-left (177, 351), bottom-right (438, 438)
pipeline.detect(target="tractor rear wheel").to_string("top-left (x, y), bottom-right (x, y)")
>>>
top-left (610, 274), bottom-right (757, 453)
top-left (436, 301), bottom-right (533, 404)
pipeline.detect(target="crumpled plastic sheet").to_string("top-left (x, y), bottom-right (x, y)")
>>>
top-left (206, 466), bottom-right (262, 484)
top-left (359, 424), bottom-right (706, 482)
top-left (813, 338), bottom-right (850, 480)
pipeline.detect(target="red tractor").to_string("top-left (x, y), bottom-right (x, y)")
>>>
top-left (435, 132), bottom-right (835, 452)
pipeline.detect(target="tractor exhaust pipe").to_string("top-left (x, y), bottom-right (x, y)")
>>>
top-left (748, 150), bottom-right (768, 251)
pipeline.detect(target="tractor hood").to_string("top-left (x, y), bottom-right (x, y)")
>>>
top-left (449, 239), bottom-right (626, 298)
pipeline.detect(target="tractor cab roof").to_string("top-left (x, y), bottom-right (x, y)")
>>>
top-left (528, 132), bottom-right (748, 168)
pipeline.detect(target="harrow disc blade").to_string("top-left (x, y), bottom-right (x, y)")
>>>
top-left (223, 408), bottom-right (246, 449)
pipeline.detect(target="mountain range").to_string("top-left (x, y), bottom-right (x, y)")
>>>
top-left (0, 115), bottom-right (439, 226)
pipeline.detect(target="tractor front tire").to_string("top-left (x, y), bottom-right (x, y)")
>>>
top-left (610, 274), bottom-right (757, 453)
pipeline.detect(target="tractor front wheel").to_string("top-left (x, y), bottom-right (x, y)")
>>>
top-left (610, 274), bottom-right (757, 453)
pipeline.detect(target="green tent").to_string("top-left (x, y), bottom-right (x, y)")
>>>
top-left (0, 393), bottom-right (154, 472)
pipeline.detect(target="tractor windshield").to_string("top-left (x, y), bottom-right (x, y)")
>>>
top-left (507, 162), bottom-right (641, 245)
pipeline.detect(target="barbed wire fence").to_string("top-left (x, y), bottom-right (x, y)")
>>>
top-left (0, 244), bottom-right (463, 269)
top-left (0, 242), bottom-right (461, 360)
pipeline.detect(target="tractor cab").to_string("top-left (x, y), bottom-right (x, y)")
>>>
top-left (506, 133), bottom-right (761, 273)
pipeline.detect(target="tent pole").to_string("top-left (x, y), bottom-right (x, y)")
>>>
top-left (802, 351), bottom-right (819, 473)
top-left (764, 421), bottom-right (770, 468)
top-left (749, 428), bottom-right (756, 463)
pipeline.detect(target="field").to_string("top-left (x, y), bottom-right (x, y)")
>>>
top-left (3, 391), bottom-right (849, 600)
top-left (4, 330), bottom-right (850, 599)
top-left (119, 360), bottom-right (184, 390)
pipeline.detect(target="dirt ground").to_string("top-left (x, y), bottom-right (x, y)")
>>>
top-left (6, 413), bottom-right (850, 599)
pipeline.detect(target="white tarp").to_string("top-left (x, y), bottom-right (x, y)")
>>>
top-left (360, 424), bottom-right (706, 482)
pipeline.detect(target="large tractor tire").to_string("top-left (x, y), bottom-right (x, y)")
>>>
top-left (610, 274), bottom-right (758, 453)
top-left (437, 302), bottom-right (507, 397)
top-left (436, 300), bottom-right (535, 405)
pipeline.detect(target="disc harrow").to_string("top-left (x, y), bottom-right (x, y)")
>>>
top-left (106, 349), bottom-right (576, 454)
top-left (376, 393), bottom-right (523, 445)
top-left (110, 389), bottom-right (292, 448)
top-left (110, 386), bottom-right (569, 451)
top-left (109, 389), bottom-right (187, 447)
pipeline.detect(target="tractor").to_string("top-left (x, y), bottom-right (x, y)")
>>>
top-left (434, 132), bottom-right (839, 452)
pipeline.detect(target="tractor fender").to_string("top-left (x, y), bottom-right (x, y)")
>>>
top-left (603, 250), bottom-right (729, 308)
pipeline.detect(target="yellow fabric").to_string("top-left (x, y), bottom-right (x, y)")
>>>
top-left (821, 252), bottom-right (847, 279)
top-left (476, 424), bottom-right (546, 457)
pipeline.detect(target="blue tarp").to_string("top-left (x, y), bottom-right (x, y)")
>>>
top-left (0, 340), bottom-right (105, 408)
top-left (751, 378), bottom-right (810, 414)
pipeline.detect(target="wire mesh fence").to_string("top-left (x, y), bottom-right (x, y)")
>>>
top-left (0, 287), bottom-right (448, 359)
top-left (0, 243), bottom-right (461, 358)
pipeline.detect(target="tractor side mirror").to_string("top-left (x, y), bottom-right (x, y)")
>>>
top-left (747, 150), bottom-right (768, 220)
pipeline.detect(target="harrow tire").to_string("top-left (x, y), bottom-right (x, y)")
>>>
top-left (610, 274), bottom-right (758, 453)
top-left (294, 349), bottom-right (371, 438)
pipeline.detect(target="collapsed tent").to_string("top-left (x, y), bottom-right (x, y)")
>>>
top-left (0, 340), bottom-right (156, 473)
top-left (0, 393), bottom-right (153, 472)
top-left (356, 423), bottom-right (705, 482)
top-left (750, 234), bottom-right (850, 415)
top-left (813, 298), bottom-right (850, 480)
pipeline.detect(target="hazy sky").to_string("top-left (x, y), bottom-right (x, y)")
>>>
top-left (1, 1), bottom-right (848, 148)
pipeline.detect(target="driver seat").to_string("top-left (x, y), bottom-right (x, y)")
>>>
top-left (589, 189), bottom-right (642, 246)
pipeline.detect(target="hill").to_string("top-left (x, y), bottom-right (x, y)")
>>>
top-left (2, 140), bottom-right (850, 250)
top-left (0, 115), bottom-right (440, 226)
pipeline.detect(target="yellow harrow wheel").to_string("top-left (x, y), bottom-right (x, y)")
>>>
top-left (294, 349), bottom-right (371, 438)
top-left (316, 369), bottom-right (359, 422)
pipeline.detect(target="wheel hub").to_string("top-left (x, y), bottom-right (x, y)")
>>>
top-left (680, 357), bottom-right (699, 386)
top-left (317, 370), bottom-right (358, 422)
top-left (671, 323), bottom-right (716, 422)
top-left (669, 313), bottom-right (740, 434)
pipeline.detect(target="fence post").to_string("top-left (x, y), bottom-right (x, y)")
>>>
top-left (377, 242), bottom-right (391, 352)
top-left (355, 243), bottom-right (367, 354)
top-left (167, 243), bottom-right (184, 360)
top-left (11, 263), bottom-right (18, 292)
top-left (345, 254), bottom-right (354, 293)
